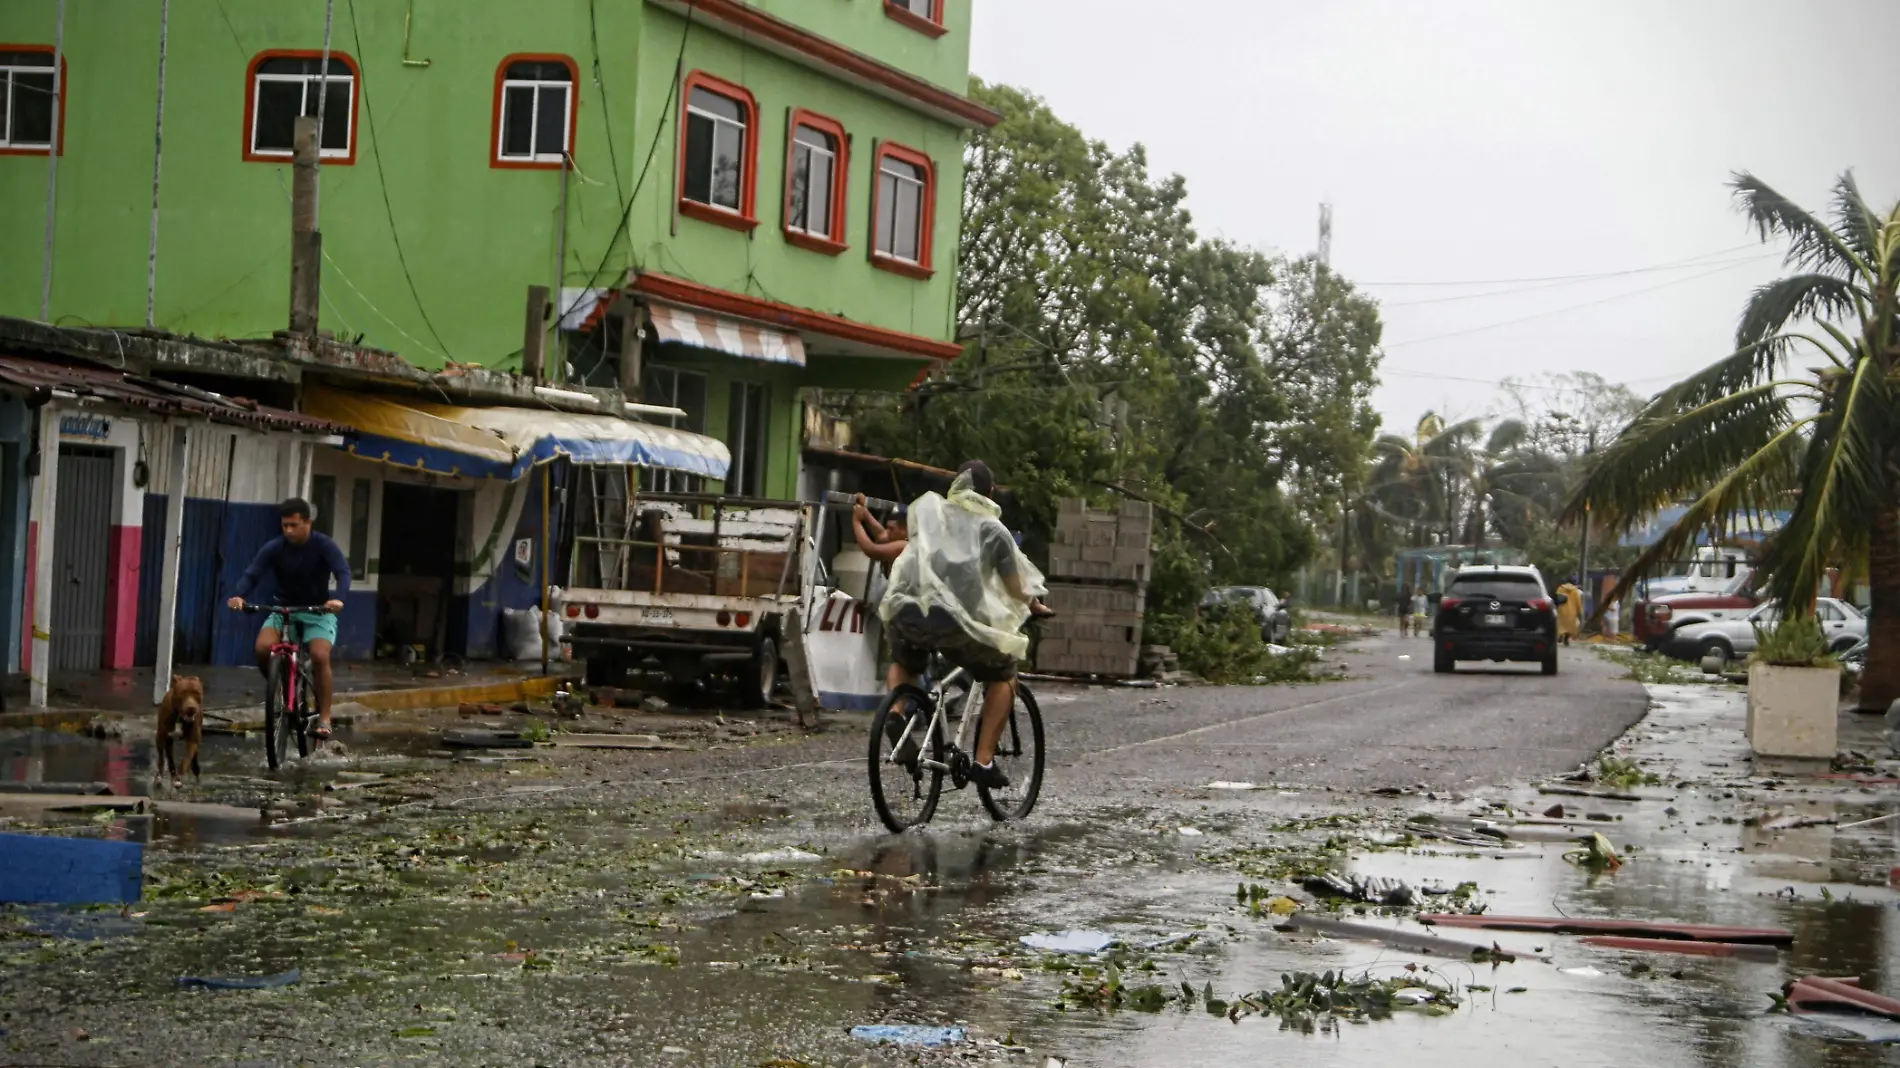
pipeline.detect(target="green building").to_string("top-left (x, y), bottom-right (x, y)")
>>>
top-left (0, 0), bottom-right (992, 497)
top-left (0, 0), bottom-right (994, 676)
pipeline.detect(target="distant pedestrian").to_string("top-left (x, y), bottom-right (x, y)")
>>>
top-left (1413, 590), bottom-right (1431, 636)
top-left (1556, 576), bottom-right (1585, 645)
top-left (1397, 584), bottom-right (1414, 637)
top-left (1603, 598), bottom-right (1621, 637)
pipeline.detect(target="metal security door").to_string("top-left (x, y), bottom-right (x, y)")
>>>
top-left (51, 448), bottom-right (114, 671)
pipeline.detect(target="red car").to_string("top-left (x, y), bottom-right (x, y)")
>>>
top-left (1635, 588), bottom-right (1763, 652)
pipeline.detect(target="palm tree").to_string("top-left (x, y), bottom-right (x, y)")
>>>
top-left (1460, 419), bottom-right (1568, 547)
top-left (1569, 171), bottom-right (1898, 712)
top-left (1370, 413), bottom-right (1483, 545)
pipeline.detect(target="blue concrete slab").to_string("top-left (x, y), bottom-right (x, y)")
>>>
top-left (0, 832), bottom-right (143, 904)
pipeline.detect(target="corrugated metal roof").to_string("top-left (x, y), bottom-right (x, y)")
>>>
top-left (0, 354), bottom-right (341, 434)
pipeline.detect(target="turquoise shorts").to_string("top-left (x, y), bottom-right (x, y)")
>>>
top-left (265, 609), bottom-right (340, 646)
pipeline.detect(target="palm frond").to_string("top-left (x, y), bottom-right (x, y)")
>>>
top-left (1644, 334), bottom-right (1808, 414)
top-left (1484, 418), bottom-right (1528, 456)
top-left (1735, 274), bottom-right (1869, 357)
top-left (1598, 417), bottom-right (1814, 611)
top-left (1565, 382), bottom-right (1793, 527)
top-left (1732, 171), bottom-right (1872, 283)
top-left (1760, 353), bottom-right (1891, 611)
top-left (1831, 171), bottom-right (1882, 265)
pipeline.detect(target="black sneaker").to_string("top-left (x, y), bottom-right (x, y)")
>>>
top-left (968, 760), bottom-right (1011, 790)
top-left (885, 711), bottom-right (922, 764)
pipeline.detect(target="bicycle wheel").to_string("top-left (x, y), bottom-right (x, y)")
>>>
top-left (292, 654), bottom-right (314, 759)
top-left (263, 655), bottom-right (292, 771)
top-left (869, 685), bottom-right (943, 833)
top-left (978, 682), bottom-right (1046, 822)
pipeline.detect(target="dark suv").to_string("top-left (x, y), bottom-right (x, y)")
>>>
top-left (1430, 565), bottom-right (1564, 675)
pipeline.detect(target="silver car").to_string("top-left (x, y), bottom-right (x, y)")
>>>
top-left (1670, 598), bottom-right (1866, 662)
top-left (1200, 586), bottom-right (1293, 645)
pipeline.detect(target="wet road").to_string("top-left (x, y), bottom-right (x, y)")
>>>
top-left (6, 637), bottom-right (1897, 1067)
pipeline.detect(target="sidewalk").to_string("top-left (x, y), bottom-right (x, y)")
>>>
top-left (1, 660), bottom-right (580, 727)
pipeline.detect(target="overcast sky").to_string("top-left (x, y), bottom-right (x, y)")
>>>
top-left (969, 0), bottom-right (1900, 435)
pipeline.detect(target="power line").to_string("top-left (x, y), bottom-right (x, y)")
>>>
top-left (1383, 253), bottom-right (1774, 307)
top-left (1381, 258), bottom-right (1762, 351)
top-left (1358, 243), bottom-right (1767, 288)
top-left (346, 0), bottom-right (455, 359)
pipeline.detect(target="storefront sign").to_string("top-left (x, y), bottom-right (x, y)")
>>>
top-left (58, 415), bottom-right (111, 442)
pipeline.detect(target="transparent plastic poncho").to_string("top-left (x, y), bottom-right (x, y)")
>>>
top-left (878, 472), bottom-right (1048, 660)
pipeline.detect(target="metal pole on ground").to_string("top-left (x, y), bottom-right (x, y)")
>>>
top-left (152, 423), bottom-right (191, 705)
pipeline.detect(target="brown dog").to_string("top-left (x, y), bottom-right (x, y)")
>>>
top-left (155, 674), bottom-right (206, 788)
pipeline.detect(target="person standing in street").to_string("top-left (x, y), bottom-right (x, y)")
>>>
top-left (1556, 576), bottom-right (1585, 645)
top-left (1413, 588), bottom-right (1431, 637)
top-left (1397, 583), bottom-right (1414, 637)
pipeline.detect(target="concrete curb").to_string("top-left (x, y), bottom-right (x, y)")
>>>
top-left (0, 672), bottom-right (582, 729)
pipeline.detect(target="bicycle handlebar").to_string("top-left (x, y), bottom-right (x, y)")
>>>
top-left (236, 603), bottom-right (338, 615)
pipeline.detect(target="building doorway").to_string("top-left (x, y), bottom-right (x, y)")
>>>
top-left (51, 447), bottom-right (115, 670)
top-left (377, 482), bottom-right (461, 660)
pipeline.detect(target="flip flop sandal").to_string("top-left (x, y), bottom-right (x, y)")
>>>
top-left (313, 724), bottom-right (334, 741)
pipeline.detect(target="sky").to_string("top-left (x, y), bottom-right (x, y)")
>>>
top-left (967, 0), bottom-right (1900, 435)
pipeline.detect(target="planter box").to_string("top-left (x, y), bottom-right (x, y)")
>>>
top-left (1746, 664), bottom-right (1839, 759)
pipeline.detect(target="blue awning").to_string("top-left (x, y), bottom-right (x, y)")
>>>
top-left (306, 387), bottom-right (730, 481)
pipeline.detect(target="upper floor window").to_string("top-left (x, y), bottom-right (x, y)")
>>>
top-left (784, 110), bottom-right (848, 254)
top-left (246, 52), bottom-right (357, 163)
top-left (0, 49), bottom-right (60, 154)
top-left (678, 72), bottom-right (758, 231)
top-left (494, 56), bottom-right (577, 168)
top-left (872, 142), bottom-right (935, 278)
top-left (884, 0), bottom-right (949, 38)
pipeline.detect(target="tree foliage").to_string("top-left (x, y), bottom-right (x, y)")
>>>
top-left (848, 83), bottom-right (1383, 615)
top-left (1568, 171), bottom-right (1900, 711)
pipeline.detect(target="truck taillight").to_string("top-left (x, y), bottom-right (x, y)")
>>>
top-left (717, 611), bottom-right (732, 627)
top-left (564, 604), bottom-right (581, 619)
top-left (584, 604), bottom-right (600, 620)
top-left (736, 612), bottom-right (752, 627)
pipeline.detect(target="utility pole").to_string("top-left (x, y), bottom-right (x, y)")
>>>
top-left (289, 118), bottom-right (323, 334)
top-left (146, 0), bottom-right (170, 328)
top-left (39, 0), bottom-right (66, 322)
top-left (1317, 203), bottom-right (1333, 268)
top-left (1577, 427), bottom-right (1596, 613)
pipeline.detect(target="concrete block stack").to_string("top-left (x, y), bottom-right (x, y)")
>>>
top-left (1035, 499), bottom-right (1154, 677)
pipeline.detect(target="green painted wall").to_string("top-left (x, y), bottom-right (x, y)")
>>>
top-left (0, 0), bottom-right (973, 373)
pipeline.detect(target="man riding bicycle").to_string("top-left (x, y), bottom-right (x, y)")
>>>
top-left (877, 461), bottom-right (1047, 790)
top-left (226, 497), bottom-right (350, 739)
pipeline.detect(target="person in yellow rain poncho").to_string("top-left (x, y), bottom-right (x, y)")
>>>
top-left (1555, 576), bottom-right (1585, 645)
top-left (878, 461), bottom-right (1047, 790)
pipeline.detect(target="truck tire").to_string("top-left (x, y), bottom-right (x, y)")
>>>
top-left (1700, 638), bottom-right (1733, 668)
top-left (584, 655), bottom-right (626, 688)
top-left (742, 634), bottom-right (781, 709)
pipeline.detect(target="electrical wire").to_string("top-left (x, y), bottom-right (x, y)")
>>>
top-left (345, 0), bottom-right (456, 360)
top-left (1357, 242), bottom-right (1769, 287)
top-left (1382, 253), bottom-right (1775, 307)
top-left (587, 0), bottom-right (626, 205)
top-left (546, 0), bottom-right (698, 344)
top-left (1381, 258), bottom-right (1763, 351)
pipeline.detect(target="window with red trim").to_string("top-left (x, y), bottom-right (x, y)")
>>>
top-left (884, 0), bottom-right (948, 38)
top-left (245, 52), bottom-right (358, 163)
top-left (493, 55), bottom-right (577, 168)
top-left (0, 48), bottom-right (62, 155)
top-left (678, 72), bottom-right (759, 230)
top-left (783, 110), bottom-right (848, 254)
top-left (871, 142), bottom-right (935, 278)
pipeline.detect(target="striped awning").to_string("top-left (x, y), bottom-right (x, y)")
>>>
top-left (648, 300), bottom-right (806, 367)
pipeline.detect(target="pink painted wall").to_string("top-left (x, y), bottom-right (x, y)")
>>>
top-left (103, 524), bottom-right (141, 669)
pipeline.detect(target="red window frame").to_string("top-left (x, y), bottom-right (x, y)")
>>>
top-left (0, 45), bottom-right (67, 157)
top-left (782, 109), bottom-right (850, 255)
top-left (677, 70), bottom-right (760, 232)
top-left (883, 0), bottom-right (949, 38)
top-left (242, 49), bottom-right (361, 165)
top-left (869, 141), bottom-right (936, 280)
top-left (490, 53), bottom-right (580, 171)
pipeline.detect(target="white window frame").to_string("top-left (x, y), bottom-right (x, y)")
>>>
top-left (497, 65), bottom-right (573, 164)
top-left (249, 61), bottom-right (354, 160)
top-left (787, 124), bottom-right (838, 238)
top-left (876, 155), bottom-right (927, 264)
top-left (0, 51), bottom-right (57, 152)
top-left (684, 87), bottom-right (748, 214)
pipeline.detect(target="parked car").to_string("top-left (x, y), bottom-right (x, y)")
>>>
top-left (1429, 565), bottom-right (1564, 675)
top-left (1668, 598), bottom-right (1866, 663)
top-left (1840, 634), bottom-right (1868, 681)
top-left (1200, 586), bottom-right (1292, 644)
top-left (1634, 573), bottom-right (1762, 651)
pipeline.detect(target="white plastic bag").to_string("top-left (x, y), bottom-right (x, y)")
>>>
top-left (503, 606), bottom-right (564, 661)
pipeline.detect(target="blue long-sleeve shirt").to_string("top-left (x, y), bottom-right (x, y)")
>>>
top-left (234, 532), bottom-right (352, 606)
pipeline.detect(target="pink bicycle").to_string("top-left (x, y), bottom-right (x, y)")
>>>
top-left (239, 603), bottom-right (331, 770)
